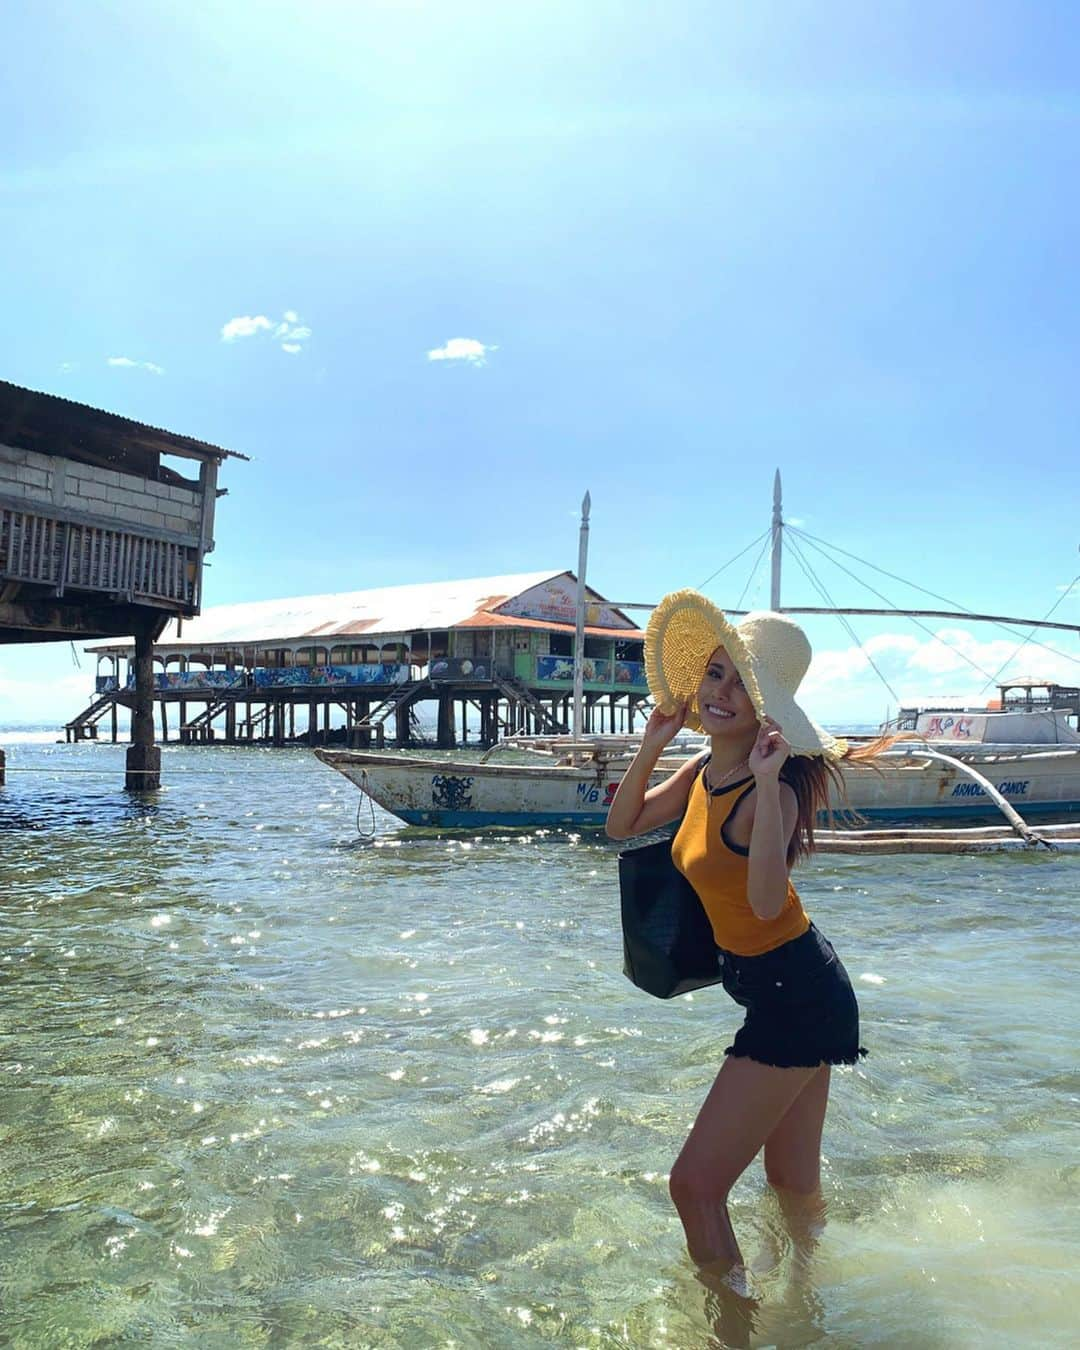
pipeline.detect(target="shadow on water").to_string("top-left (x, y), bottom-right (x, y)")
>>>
top-left (0, 789), bottom-right (164, 833)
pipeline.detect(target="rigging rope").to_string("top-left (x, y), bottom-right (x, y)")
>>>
top-left (732, 529), bottom-right (774, 613)
top-left (788, 526), bottom-right (1080, 672)
top-left (696, 528), bottom-right (770, 592)
top-left (788, 528), bottom-right (1035, 685)
top-left (784, 533), bottom-right (902, 703)
top-left (978, 570), bottom-right (1080, 694)
top-left (789, 526), bottom-right (981, 613)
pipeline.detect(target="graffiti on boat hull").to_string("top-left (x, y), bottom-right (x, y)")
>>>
top-left (431, 774), bottom-right (475, 811)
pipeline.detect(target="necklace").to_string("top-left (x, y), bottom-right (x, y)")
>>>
top-left (705, 757), bottom-right (750, 796)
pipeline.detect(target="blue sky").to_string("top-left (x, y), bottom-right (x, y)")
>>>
top-left (3, 0), bottom-right (1079, 725)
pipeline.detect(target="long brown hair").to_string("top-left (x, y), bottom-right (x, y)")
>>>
top-left (780, 735), bottom-right (900, 865)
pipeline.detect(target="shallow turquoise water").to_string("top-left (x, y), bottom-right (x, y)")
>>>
top-left (1, 737), bottom-right (1078, 1347)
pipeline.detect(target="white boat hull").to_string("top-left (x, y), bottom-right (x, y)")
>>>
top-left (315, 746), bottom-right (1080, 828)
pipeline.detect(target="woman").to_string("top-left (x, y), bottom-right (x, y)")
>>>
top-left (607, 589), bottom-right (881, 1281)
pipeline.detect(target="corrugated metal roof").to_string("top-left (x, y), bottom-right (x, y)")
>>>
top-left (87, 571), bottom-right (639, 653)
top-left (0, 378), bottom-right (245, 462)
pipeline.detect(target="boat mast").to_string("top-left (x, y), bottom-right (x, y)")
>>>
top-left (572, 490), bottom-right (591, 739)
top-left (770, 469), bottom-right (783, 610)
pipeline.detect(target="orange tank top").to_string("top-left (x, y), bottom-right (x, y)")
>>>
top-left (672, 761), bottom-right (810, 957)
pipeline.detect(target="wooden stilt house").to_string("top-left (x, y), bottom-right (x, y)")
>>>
top-left (0, 379), bottom-right (242, 787)
top-left (75, 571), bottom-right (651, 748)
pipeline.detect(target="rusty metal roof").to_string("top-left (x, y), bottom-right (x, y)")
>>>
top-left (86, 571), bottom-right (643, 653)
top-left (0, 379), bottom-right (247, 469)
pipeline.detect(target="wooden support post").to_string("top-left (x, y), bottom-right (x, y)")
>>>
top-left (126, 619), bottom-right (161, 791)
top-left (358, 697), bottom-right (370, 748)
top-left (0, 748), bottom-right (5, 787)
top-left (112, 701), bottom-right (119, 743)
top-left (308, 699), bottom-right (319, 746)
top-left (225, 701), bottom-right (236, 742)
top-left (395, 701), bottom-right (411, 748)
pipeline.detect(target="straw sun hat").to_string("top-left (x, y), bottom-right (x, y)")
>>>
top-left (644, 589), bottom-right (846, 759)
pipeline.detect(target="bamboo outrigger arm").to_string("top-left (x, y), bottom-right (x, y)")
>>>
top-left (883, 744), bottom-right (1054, 848)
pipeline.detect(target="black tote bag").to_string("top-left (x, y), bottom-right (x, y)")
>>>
top-left (618, 836), bottom-right (722, 999)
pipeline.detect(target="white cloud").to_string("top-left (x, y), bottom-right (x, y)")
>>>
top-left (222, 311), bottom-right (311, 353)
top-left (274, 321), bottom-right (311, 342)
top-left (107, 356), bottom-right (164, 375)
top-left (800, 624), bottom-right (1080, 725)
top-left (427, 337), bottom-right (495, 365)
top-left (58, 361), bottom-right (78, 374)
top-left (221, 315), bottom-right (274, 341)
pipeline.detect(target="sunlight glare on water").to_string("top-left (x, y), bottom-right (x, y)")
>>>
top-left (1, 739), bottom-right (1078, 1347)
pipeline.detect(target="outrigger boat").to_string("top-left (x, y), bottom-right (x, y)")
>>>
top-left (315, 478), bottom-right (1080, 848)
top-left (315, 711), bottom-right (1080, 831)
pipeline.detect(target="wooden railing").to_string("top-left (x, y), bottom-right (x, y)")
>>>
top-left (0, 506), bottom-right (197, 606)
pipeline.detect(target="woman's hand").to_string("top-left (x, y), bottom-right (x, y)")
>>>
top-left (749, 716), bottom-right (790, 779)
top-left (641, 701), bottom-right (688, 753)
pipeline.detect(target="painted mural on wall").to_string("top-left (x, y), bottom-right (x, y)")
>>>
top-left (534, 657), bottom-right (646, 687)
top-left (429, 658), bottom-right (492, 682)
top-left (96, 672), bottom-right (245, 693)
top-left (160, 672), bottom-right (245, 690)
top-left (95, 664), bottom-right (412, 694)
top-left (497, 575), bottom-right (636, 630)
top-left (254, 663), bottom-right (411, 688)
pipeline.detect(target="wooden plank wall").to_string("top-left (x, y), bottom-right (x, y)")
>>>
top-left (0, 506), bottom-right (194, 605)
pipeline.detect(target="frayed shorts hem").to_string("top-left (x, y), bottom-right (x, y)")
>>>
top-left (723, 1045), bottom-right (868, 1069)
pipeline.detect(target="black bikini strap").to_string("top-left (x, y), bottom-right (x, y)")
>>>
top-left (720, 781), bottom-right (756, 856)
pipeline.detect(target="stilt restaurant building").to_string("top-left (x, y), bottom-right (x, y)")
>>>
top-left (74, 572), bottom-right (651, 748)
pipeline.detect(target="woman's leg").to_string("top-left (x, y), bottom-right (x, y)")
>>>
top-left (762, 1064), bottom-right (830, 1194)
top-left (763, 1065), bottom-right (831, 1270)
top-left (669, 1055), bottom-right (819, 1269)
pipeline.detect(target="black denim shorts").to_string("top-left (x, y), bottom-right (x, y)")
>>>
top-left (717, 923), bottom-right (867, 1069)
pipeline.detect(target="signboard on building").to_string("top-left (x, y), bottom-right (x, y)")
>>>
top-left (496, 574), bottom-right (635, 630)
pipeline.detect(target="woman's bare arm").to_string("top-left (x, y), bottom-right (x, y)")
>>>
top-left (744, 716), bottom-right (799, 919)
top-left (745, 779), bottom-right (799, 919)
top-left (605, 704), bottom-right (701, 839)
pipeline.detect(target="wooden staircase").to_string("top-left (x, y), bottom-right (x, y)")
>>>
top-left (351, 679), bottom-right (429, 732)
top-left (65, 693), bottom-right (129, 742)
top-left (179, 700), bottom-right (231, 743)
top-left (492, 673), bottom-right (567, 734)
